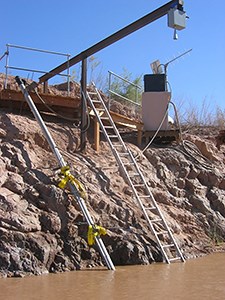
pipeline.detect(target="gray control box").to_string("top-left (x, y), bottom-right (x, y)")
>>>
top-left (168, 8), bottom-right (186, 30)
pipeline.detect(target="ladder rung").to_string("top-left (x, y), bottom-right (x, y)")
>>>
top-left (151, 218), bottom-right (163, 223)
top-left (123, 162), bottom-right (135, 166)
top-left (129, 173), bottom-right (140, 177)
top-left (162, 243), bottom-right (175, 248)
top-left (87, 85), bottom-right (184, 265)
top-left (144, 205), bottom-right (157, 210)
top-left (168, 257), bottom-right (181, 262)
top-left (156, 230), bottom-right (168, 235)
top-left (118, 152), bottom-right (129, 156)
top-left (114, 146), bottom-right (128, 152)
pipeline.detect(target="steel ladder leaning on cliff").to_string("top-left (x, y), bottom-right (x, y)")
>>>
top-left (15, 76), bottom-right (115, 271)
top-left (86, 82), bottom-right (185, 264)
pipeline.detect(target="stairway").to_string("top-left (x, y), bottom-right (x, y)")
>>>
top-left (86, 83), bottom-right (185, 264)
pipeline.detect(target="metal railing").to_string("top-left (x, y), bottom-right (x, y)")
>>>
top-left (108, 70), bottom-right (142, 110)
top-left (3, 44), bottom-right (71, 94)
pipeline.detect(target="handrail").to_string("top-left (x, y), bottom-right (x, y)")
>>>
top-left (108, 70), bottom-right (143, 110)
top-left (7, 66), bottom-right (70, 77)
top-left (4, 44), bottom-right (71, 94)
top-left (108, 90), bottom-right (141, 107)
top-left (6, 44), bottom-right (70, 57)
top-left (108, 70), bottom-right (142, 89)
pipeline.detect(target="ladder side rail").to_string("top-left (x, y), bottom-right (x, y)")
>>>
top-left (112, 149), bottom-right (170, 263)
top-left (86, 92), bottom-right (128, 170)
top-left (15, 77), bottom-right (115, 271)
top-left (127, 150), bottom-right (185, 261)
top-left (92, 85), bottom-right (128, 151)
top-left (86, 92), bottom-right (117, 148)
top-left (128, 149), bottom-right (162, 205)
top-left (87, 84), bottom-right (184, 263)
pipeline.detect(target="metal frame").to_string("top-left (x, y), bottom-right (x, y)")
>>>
top-left (4, 44), bottom-right (71, 94)
top-left (39, 0), bottom-right (181, 83)
top-left (108, 70), bottom-right (142, 109)
top-left (38, 0), bottom-right (183, 150)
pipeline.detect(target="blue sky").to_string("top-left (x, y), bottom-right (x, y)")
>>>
top-left (1, 1), bottom-right (225, 114)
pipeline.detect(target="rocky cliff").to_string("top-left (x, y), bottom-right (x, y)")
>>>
top-left (0, 80), bottom-right (225, 277)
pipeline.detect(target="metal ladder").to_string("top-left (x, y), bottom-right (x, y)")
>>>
top-left (15, 77), bottom-right (115, 271)
top-left (86, 83), bottom-right (185, 264)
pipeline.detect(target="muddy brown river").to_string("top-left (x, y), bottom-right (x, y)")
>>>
top-left (0, 253), bottom-right (224, 300)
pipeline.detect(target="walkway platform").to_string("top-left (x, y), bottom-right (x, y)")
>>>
top-left (0, 88), bottom-right (180, 150)
top-left (0, 88), bottom-right (81, 119)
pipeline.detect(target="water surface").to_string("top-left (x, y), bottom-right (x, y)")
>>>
top-left (0, 253), bottom-right (224, 300)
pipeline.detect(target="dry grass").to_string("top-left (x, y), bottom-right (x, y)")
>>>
top-left (174, 98), bottom-right (225, 129)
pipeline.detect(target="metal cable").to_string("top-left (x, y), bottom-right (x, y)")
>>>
top-left (170, 101), bottom-right (214, 170)
top-left (135, 95), bottom-right (172, 159)
top-left (34, 88), bottom-right (79, 123)
top-left (181, 140), bottom-right (213, 170)
top-left (136, 95), bottom-right (214, 170)
top-left (80, 89), bottom-right (91, 133)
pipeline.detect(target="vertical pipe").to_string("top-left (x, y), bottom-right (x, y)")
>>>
top-left (80, 58), bottom-right (87, 151)
top-left (135, 85), bottom-right (138, 103)
top-left (67, 54), bottom-right (70, 96)
top-left (108, 71), bottom-right (111, 110)
top-left (43, 80), bottom-right (48, 93)
top-left (4, 45), bottom-right (9, 89)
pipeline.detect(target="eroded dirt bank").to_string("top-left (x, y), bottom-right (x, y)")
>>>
top-left (0, 109), bottom-right (225, 277)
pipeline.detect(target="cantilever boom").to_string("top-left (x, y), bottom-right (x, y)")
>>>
top-left (39, 0), bottom-right (183, 84)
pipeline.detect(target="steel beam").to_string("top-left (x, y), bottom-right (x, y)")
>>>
top-left (39, 0), bottom-right (179, 83)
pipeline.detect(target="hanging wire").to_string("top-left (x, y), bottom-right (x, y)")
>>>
top-left (34, 88), bottom-right (79, 123)
top-left (136, 82), bottom-right (214, 170)
top-left (80, 89), bottom-right (91, 133)
top-left (136, 99), bottom-right (171, 159)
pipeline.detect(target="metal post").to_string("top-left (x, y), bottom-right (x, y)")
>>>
top-left (15, 76), bottom-right (115, 271)
top-left (80, 58), bottom-right (87, 151)
top-left (4, 45), bottom-right (9, 89)
top-left (66, 54), bottom-right (70, 96)
top-left (5, 44), bottom-right (71, 89)
top-left (135, 85), bottom-right (138, 103)
top-left (43, 80), bottom-right (48, 93)
top-left (108, 71), bottom-right (112, 110)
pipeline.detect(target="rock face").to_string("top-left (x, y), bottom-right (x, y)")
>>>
top-left (0, 110), bottom-right (225, 277)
